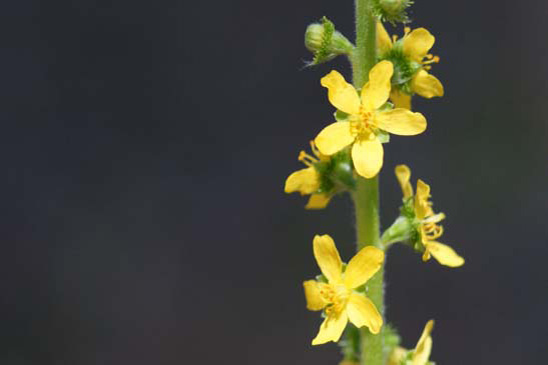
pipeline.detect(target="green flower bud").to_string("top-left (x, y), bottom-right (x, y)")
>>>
top-left (373, 0), bottom-right (413, 24)
top-left (304, 17), bottom-right (354, 66)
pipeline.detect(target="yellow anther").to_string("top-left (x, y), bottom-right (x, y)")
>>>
top-left (422, 54), bottom-right (440, 66)
top-left (309, 140), bottom-right (321, 158)
top-left (298, 149), bottom-right (319, 167)
top-left (404, 26), bottom-right (411, 35)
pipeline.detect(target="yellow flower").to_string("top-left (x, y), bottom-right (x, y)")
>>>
top-left (284, 142), bottom-right (332, 209)
top-left (388, 320), bottom-right (434, 365)
top-left (396, 165), bottom-right (464, 267)
top-left (314, 61), bottom-right (426, 178)
top-left (377, 22), bottom-right (444, 109)
top-left (303, 235), bottom-right (384, 345)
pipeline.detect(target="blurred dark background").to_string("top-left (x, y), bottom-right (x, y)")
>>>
top-left (1, 0), bottom-right (547, 364)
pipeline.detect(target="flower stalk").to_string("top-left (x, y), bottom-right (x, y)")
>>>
top-left (290, 0), bottom-right (465, 362)
top-left (352, 0), bottom-right (384, 364)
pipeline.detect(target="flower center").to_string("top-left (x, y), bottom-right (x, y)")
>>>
top-left (320, 283), bottom-right (350, 315)
top-left (350, 107), bottom-right (375, 138)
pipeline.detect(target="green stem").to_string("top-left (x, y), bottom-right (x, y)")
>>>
top-left (352, 0), bottom-right (377, 89)
top-left (352, 1), bottom-right (384, 365)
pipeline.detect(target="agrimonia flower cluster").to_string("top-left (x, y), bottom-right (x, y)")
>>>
top-left (283, 2), bottom-right (465, 364)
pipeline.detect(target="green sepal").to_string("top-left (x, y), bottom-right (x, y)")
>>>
top-left (334, 109), bottom-right (350, 122)
top-left (376, 129), bottom-right (390, 143)
top-left (379, 45), bottom-right (421, 94)
top-left (315, 273), bottom-right (328, 283)
top-left (381, 216), bottom-right (413, 246)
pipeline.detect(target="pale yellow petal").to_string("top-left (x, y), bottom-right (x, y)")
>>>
top-left (313, 234), bottom-right (343, 283)
top-left (321, 71), bottom-right (361, 115)
top-left (415, 179), bottom-right (431, 201)
top-left (312, 311), bottom-right (348, 345)
top-left (351, 137), bottom-right (383, 178)
top-left (303, 280), bottom-right (327, 311)
top-left (305, 194), bottom-right (332, 210)
top-left (414, 179), bottom-right (431, 219)
top-left (344, 246), bottom-right (384, 289)
top-left (425, 241), bottom-right (465, 267)
top-left (411, 70), bottom-right (444, 98)
top-left (395, 164), bottom-right (413, 199)
top-left (361, 61), bottom-right (393, 111)
top-left (375, 109), bottom-right (427, 136)
top-left (376, 21), bottom-right (392, 55)
top-left (390, 88), bottom-right (412, 110)
top-left (423, 212), bottom-right (445, 224)
top-left (315, 122), bottom-right (355, 156)
top-left (284, 167), bottom-right (319, 194)
top-left (413, 320), bottom-right (434, 365)
top-left (346, 293), bottom-right (383, 334)
top-left (388, 347), bottom-right (408, 365)
top-left (403, 28), bottom-right (435, 62)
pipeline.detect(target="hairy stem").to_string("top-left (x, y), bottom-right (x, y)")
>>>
top-left (351, 1), bottom-right (384, 365)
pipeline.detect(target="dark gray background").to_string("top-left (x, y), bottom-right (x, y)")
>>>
top-left (1, 0), bottom-right (547, 364)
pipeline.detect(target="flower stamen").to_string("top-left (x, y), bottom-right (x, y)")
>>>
top-left (298, 150), bottom-right (319, 166)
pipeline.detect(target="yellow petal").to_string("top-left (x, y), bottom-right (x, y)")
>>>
top-left (361, 60), bottom-right (393, 111)
top-left (413, 320), bottom-right (434, 365)
top-left (321, 71), bottom-right (361, 115)
top-left (423, 212), bottom-right (445, 224)
top-left (313, 234), bottom-right (343, 283)
top-left (376, 21), bottom-right (392, 55)
top-left (414, 179), bottom-right (431, 219)
top-left (415, 179), bottom-right (431, 201)
top-left (312, 311), bottom-right (348, 345)
top-left (395, 164), bottom-right (413, 199)
top-left (403, 28), bottom-right (435, 62)
top-left (388, 347), bottom-right (408, 365)
top-left (425, 241), bottom-right (465, 267)
top-left (305, 194), bottom-right (332, 210)
top-left (351, 137), bottom-right (384, 178)
top-left (303, 280), bottom-right (327, 311)
top-left (344, 246), bottom-right (384, 289)
top-left (284, 167), bottom-right (319, 195)
top-left (390, 88), bottom-right (412, 110)
top-left (346, 293), bottom-right (383, 334)
top-left (315, 122), bottom-right (355, 156)
top-left (411, 70), bottom-right (444, 98)
top-left (375, 109), bottom-right (427, 136)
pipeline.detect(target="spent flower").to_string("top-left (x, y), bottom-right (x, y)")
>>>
top-left (395, 165), bottom-right (464, 267)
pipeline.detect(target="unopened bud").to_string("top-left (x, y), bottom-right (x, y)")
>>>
top-left (375, 0), bottom-right (413, 24)
top-left (304, 17), bottom-right (354, 66)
